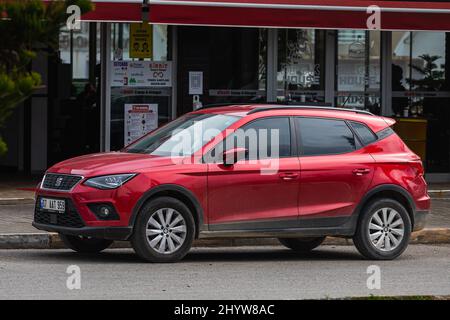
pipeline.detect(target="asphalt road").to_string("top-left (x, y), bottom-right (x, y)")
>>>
top-left (0, 245), bottom-right (449, 299)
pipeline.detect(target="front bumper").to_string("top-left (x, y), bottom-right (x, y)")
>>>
top-left (32, 222), bottom-right (133, 240)
top-left (413, 210), bottom-right (429, 232)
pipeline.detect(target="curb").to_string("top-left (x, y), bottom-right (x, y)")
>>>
top-left (0, 228), bottom-right (449, 250)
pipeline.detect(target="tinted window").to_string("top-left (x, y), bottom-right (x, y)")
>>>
top-left (296, 118), bottom-right (356, 156)
top-left (210, 117), bottom-right (291, 161)
top-left (350, 121), bottom-right (378, 145)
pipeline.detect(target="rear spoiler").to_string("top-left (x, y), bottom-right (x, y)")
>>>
top-left (381, 117), bottom-right (396, 127)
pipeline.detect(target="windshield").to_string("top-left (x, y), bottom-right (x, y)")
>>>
top-left (124, 113), bottom-right (240, 156)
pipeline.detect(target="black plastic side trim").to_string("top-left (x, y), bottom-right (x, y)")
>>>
top-left (353, 184), bottom-right (416, 227)
top-left (208, 216), bottom-right (355, 237)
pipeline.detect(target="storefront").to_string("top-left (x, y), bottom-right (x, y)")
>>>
top-left (2, 0), bottom-right (450, 181)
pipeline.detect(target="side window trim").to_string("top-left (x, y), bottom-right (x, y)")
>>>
top-left (375, 126), bottom-right (395, 141)
top-left (294, 116), bottom-right (359, 157)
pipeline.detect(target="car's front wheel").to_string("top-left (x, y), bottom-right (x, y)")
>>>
top-left (131, 197), bottom-right (195, 263)
top-left (278, 237), bottom-right (325, 252)
top-left (353, 198), bottom-right (411, 260)
top-left (59, 234), bottom-right (113, 253)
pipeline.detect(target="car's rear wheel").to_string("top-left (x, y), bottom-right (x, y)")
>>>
top-left (131, 197), bottom-right (195, 263)
top-left (353, 198), bottom-right (411, 260)
top-left (278, 237), bottom-right (325, 252)
top-left (59, 234), bottom-right (113, 253)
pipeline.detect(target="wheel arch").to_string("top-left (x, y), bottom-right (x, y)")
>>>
top-left (129, 184), bottom-right (204, 239)
top-left (354, 184), bottom-right (416, 230)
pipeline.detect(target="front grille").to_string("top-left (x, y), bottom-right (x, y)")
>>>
top-left (34, 197), bottom-right (85, 228)
top-left (42, 174), bottom-right (82, 191)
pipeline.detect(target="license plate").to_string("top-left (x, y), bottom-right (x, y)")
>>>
top-left (40, 198), bottom-right (65, 213)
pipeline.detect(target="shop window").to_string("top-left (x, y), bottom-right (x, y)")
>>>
top-left (177, 27), bottom-right (267, 114)
top-left (207, 28), bottom-right (267, 105)
top-left (277, 29), bottom-right (326, 103)
top-left (109, 23), bottom-right (171, 151)
top-left (59, 22), bottom-right (92, 81)
top-left (336, 30), bottom-right (381, 114)
top-left (392, 31), bottom-right (450, 173)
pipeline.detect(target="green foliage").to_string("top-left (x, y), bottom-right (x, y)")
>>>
top-left (408, 54), bottom-right (445, 91)
top-left (0, 0), bottom-right (92, 155)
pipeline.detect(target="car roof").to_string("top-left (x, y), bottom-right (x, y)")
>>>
top-left (191, 104), bottom-right (394, 132)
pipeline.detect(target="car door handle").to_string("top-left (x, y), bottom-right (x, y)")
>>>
top-left (279, 172), bottom-right (299, 181)
top-left (353, 168), bottom-right (371, 176)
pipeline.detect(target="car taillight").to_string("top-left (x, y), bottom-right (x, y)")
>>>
top-left (411, 160), bottom-right (424, 177)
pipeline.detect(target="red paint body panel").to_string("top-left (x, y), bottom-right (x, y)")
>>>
top-left (35, 105), bottom-right (430, 237)
top-left (299, 149), bottom-right (375, 218)
top-left (207, 158), bottom-right (300, 224)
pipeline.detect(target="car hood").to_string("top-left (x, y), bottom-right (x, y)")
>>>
top-left (47, 152), bottom-right (176, 177)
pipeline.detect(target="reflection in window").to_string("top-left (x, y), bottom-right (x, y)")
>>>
top-left (277, 29), bottom-right (325, 102)
top-left (336, 30), bottom-right (381, 114)
top-left (59, 22), bottom-right (92, 80)
top-left (392, 31), bottom-right (450, 173)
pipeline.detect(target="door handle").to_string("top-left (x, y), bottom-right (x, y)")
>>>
top-left (352, 168), bottom-right (371, 176)
top-left (279, 172), bottom-right (299, 181)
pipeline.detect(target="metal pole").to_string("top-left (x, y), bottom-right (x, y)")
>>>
top-left (325, 30), bottom-right (336, 106)
top-left (267, 28), bottom-right (277, 103)
top-left (381, 31), bottom-right (392, 116)
top-left (100, 23), bottom-right (111, 152)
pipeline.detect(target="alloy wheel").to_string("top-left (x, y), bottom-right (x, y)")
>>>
top-left (145, 208), bottom-right (187, 254)
top-left (368, 207), bottom-right (405, 252)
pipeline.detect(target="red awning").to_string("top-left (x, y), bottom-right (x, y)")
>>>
top-left (56, 0), bottom-right (450, 31)
top-left (148, 0), bottom-right (450, 31)
top-left (80, 0), bottom-right (142, 22)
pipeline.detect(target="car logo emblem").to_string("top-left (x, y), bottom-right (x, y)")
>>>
top-left (55, 177), bottom-right (63, 187)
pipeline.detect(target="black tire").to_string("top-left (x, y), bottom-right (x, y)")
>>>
top-left (131, 197), bottom-right (195, 263)
top-left (59, 234), bottom-right (113, 253)
top-left (278, 237), bottom-right (325, 252)
top-left (353, 198), bottom-right (411, 260)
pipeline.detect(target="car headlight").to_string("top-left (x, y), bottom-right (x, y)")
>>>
top-left (84, 174), bottom-right (137, 190)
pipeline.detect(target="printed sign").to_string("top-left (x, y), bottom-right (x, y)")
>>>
top-left (189, 71), bottom-right (203, 95)
top-left (124, 104), bottom-right (158, 145)
top-left (130, 23), bottom-right (153, 59)
top-left (111, 61), bottom-right (172, 87)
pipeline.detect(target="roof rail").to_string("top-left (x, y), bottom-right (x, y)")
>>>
top-left (247, 105), bottom-right (374, 116)
top-left (195, 102), bottom-right (373, 116)
top-left (196, 101), bottom-right (332, 111)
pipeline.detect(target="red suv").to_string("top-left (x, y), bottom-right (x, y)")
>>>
top-left (33, 104), bottom-right (430, 262)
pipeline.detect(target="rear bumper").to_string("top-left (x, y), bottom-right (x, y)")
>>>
top-left (32, 222), bottom-right (133, 241)
top-left (413, 210), bottom-right (429, 232)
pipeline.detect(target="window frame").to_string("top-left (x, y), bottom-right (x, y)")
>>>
top-left (293, 116), bottom-right (362, 157)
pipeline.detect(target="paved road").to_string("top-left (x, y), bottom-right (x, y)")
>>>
top-left (0, 245), bottom-right (449, 299)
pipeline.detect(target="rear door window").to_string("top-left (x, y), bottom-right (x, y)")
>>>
top-left (295, 117), bottom-right (356, 156)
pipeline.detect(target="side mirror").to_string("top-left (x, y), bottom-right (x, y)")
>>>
top-left (222, 147), bottom-right (248, 166)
